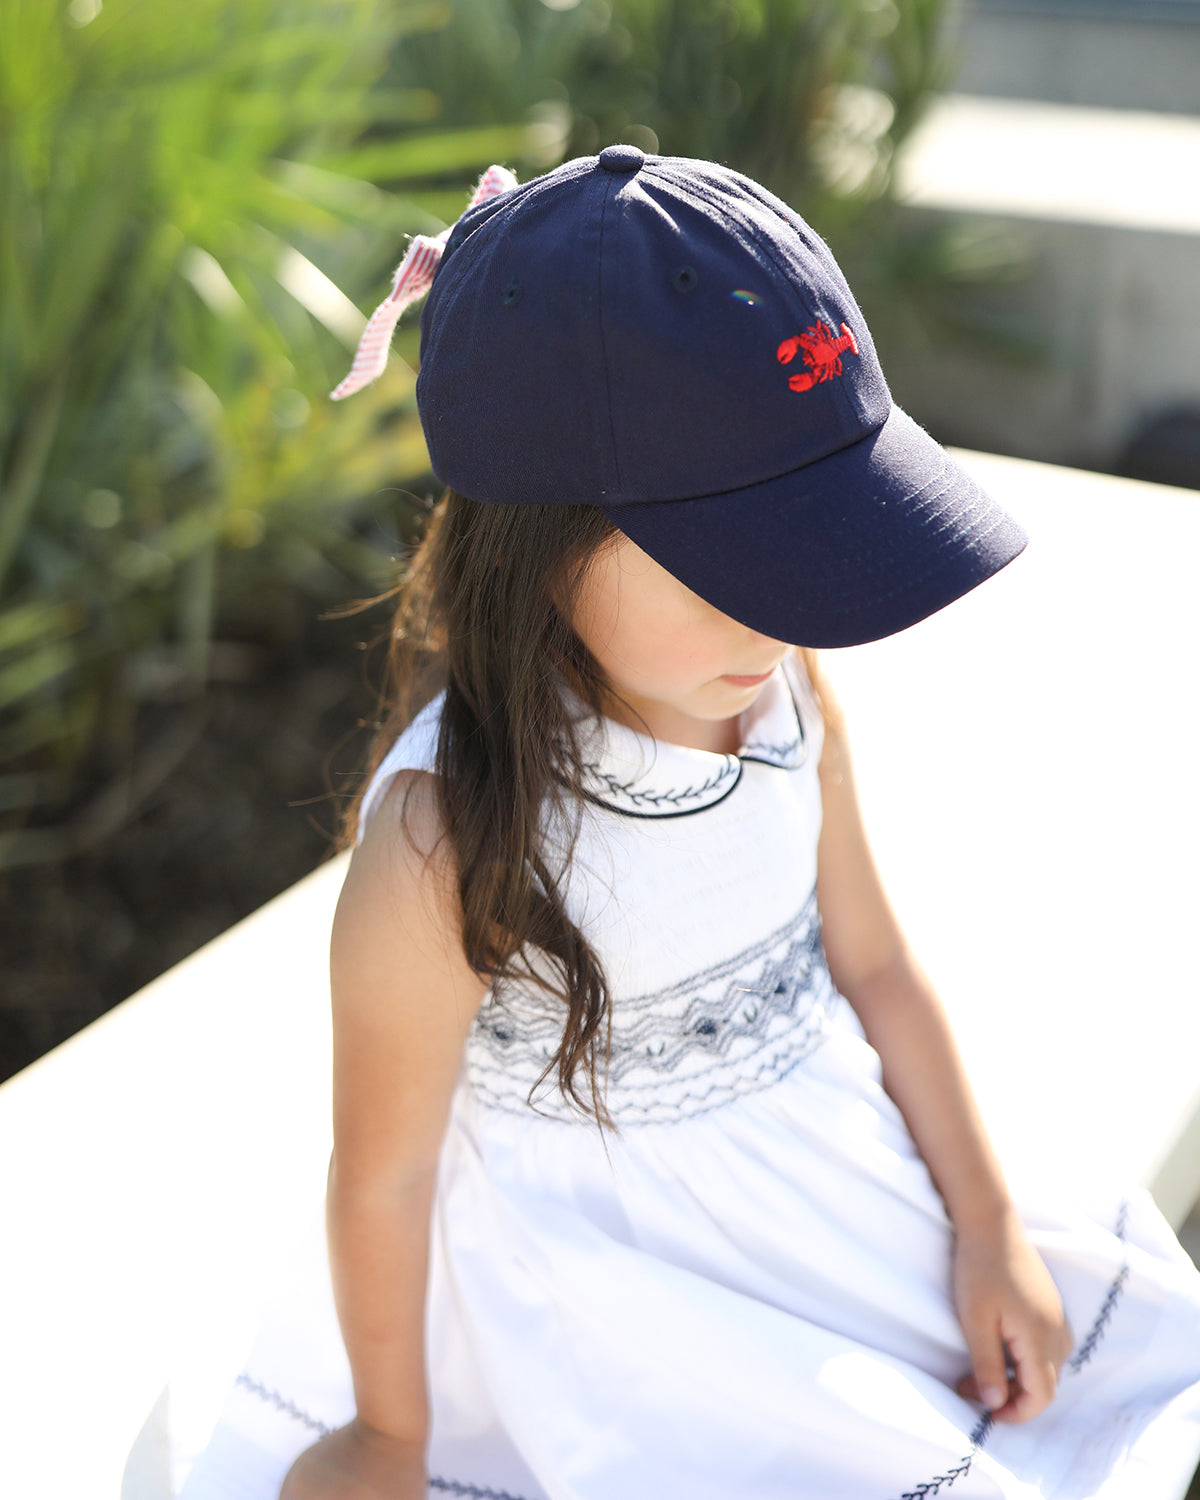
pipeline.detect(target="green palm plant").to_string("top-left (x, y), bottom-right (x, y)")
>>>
top-left (0, 0), bottom-right (542, 863)
top-left (1, 0), bottom-right (966, 870)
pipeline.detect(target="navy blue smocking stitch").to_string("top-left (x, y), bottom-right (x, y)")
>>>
top-left (475, 920), bottom-right (831, 1092)
top-left (470, 891), bottom-right (838, 1123)
top-left (474, 1012), bottom-right (837, 1127)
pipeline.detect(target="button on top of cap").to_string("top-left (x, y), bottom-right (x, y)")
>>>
top-left (599, 144), bottom-right (646, 173)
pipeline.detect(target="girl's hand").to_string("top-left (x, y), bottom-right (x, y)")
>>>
top-left (952, 1206), bottom-right (1074, 1424)
top-left (277, 1419), bottom-right (428, 1500)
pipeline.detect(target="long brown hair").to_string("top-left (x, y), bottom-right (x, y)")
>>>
top-left (342, 489), bottom-right (629, 1131)
top-left (342, 489), bottom-right (828, 1134)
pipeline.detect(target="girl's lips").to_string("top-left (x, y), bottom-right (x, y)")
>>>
top-left (721, 669), bottom-right (775, 686)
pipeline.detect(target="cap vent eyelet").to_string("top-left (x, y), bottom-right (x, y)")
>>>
top-left (671, 265), bottom-right (699, 294)
top-left (502, 278), bottom-right (522, 307)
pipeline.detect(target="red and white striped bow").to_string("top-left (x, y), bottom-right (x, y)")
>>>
top-left (330, 163), bottom-right (518, 401)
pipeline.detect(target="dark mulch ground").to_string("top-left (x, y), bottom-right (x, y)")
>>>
top-left (0, 609), bottom-right (386, 1085)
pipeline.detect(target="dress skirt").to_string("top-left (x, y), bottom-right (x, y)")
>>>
top-left (175, 990), bottom-right (1200, 1500)
top-left (171, 656), bottom-right (1200, 1498)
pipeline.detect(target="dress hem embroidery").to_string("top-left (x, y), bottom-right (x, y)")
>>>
top-left (894, 1198), bottom-right (1132, 1498)
top-left (234, 1374), bottom-right (536, 1500)
top-left (235, 1200), bottom-right (1137, 1500)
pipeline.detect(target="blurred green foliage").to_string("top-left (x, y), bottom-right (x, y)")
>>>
top-left (0, 0), bottom-right (959, 866)
top-left (0, 0), bottom-right (543, 862)
top-left (386, 0), bottom-right (955, 235)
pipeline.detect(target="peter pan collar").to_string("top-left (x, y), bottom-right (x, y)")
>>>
top-left (560, 659), bottom-right (807, 819)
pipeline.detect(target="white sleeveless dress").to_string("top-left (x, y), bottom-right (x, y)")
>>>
top-left (177, 656), bottom-right (1200, 1500)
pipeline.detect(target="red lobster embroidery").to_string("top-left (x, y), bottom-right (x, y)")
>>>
top-left (776, 320), bottom-right (858, 393)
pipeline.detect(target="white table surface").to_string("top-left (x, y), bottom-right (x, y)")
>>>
top-left (827, 450), bottom-right (1200, 1218)
top-left (2, 448), bottom-right (1198, 1500)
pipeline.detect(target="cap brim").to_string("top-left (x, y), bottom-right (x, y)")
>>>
top-left (599, 404), bottom-right (1028, 649)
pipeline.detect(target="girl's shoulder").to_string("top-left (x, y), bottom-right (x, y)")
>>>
top-left (333, 748), bottom-right (489, 1170)
top-left (356, 689), bottom-right (447, 845)
top-left (342, 694), bottom-right (487, 1027)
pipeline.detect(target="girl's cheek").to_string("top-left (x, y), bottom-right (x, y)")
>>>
top-left (651, 611), bottom-right (705, 669)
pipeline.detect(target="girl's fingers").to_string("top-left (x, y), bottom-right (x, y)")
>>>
top-left (995, 1364), bottom-right (1057, 1424)
top-left (960, 1317), bottom-right (1011, 1413)
top-left (1005, 1334), bottom-right (1060, 1418)
top-left (964, 1327), bottom-right (1060, 1423)
top-left (955, 1372), bottom-right (985, 1405)
top-left (952, 1229), bottom-right (1072, 1424)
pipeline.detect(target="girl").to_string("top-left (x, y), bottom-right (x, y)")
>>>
top-left (184, 150), bottom-right (1200, 1500)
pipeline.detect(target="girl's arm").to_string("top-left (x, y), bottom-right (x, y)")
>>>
top-left (811, 675), bottom-right (1072, 1425)
top-left (280, 769), bottom-right (489, 1500)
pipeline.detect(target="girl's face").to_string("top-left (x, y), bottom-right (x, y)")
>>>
top-left (568, 531), bottom-right (794, 755)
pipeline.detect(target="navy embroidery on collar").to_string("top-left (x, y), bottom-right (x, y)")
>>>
top-left (741, 723), bottom-right (804, 766)
top-left (571, 660), bottom-right (809, 820)
top-left (580, 759), bottom-right (740, 815)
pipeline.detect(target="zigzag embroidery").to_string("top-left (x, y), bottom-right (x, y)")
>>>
top-left (468, 892), bottom-right (837, 1124)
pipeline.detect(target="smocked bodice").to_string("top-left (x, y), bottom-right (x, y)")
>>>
top-left (359, 655), bottom-right (844, 1125)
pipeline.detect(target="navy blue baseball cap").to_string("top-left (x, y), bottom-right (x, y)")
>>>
top-left (415, 145), bottom-right (1027, 649)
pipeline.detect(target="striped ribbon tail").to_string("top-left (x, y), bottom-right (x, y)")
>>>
top-left (330, 164), bottom-right (519, 401)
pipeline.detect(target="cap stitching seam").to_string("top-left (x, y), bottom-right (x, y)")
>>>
top-left (682, 177), bottom-right (817, 304)
top-left (815, 505), bottom-right (1013, 615)
top-left (596, 175), bottom-right (623, 494)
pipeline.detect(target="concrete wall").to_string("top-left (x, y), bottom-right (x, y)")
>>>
top-left (886, 207), bottom-right (1200, 471)
top-left (889, 91), bottom-right (1200, 472)
top-left (951, 3), bottom-right (1200, 114)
